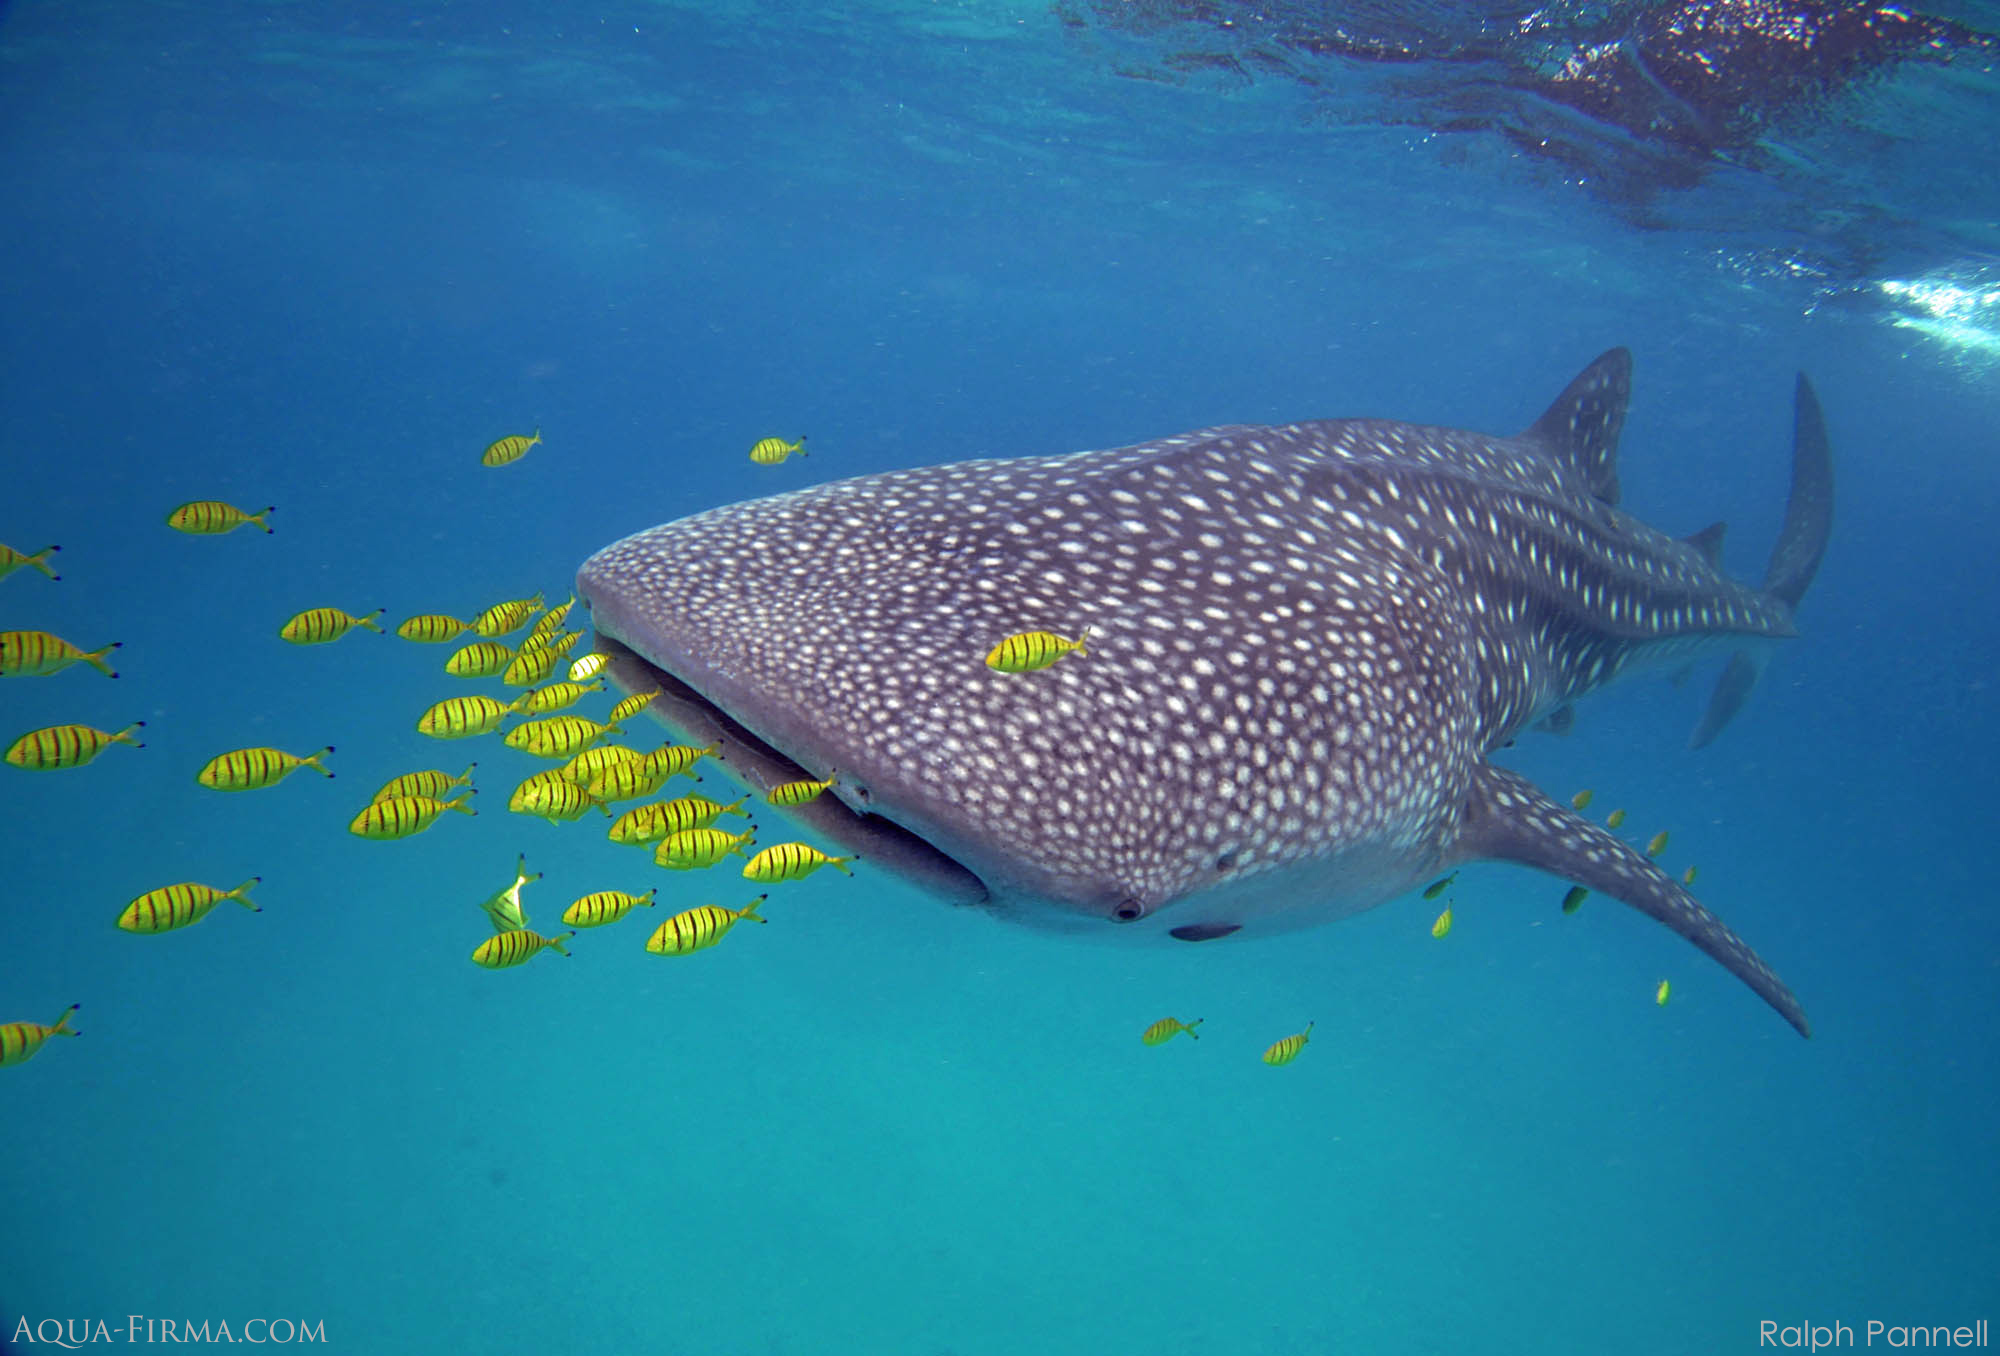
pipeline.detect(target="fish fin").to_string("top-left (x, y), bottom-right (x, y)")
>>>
top-left (359, 609), bottom-right (386, 632)
top-left (232, 878), bottom-right (262, 911)
top-left (1690, 375), bottom-right (1833, 748)
top-left (1762, 374), bottom-right (1835, 610)
top-left (1533, 703), bottom-right (1576, 736)
top-left (1680, 521), bottom-right (1727, 566)
top-left (51, 1003), bottom-right (79, 1035)
top-left (548, 931), bottom-right (573, 955)
top-left (1688, 650), bottom-right (1767, 749)
top-left (1521, 348), bottom-right (1631, 507)
top-left (1456, 761), bottom-right (1808, 1036)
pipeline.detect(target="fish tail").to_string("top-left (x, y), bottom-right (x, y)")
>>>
top-left (50, 1003), bottom-right (79, 1035)
top-left (1690, 374), bottom-right (1833, 750)
top-left (85, 641), bottom-right (122, 678)
top-left (306, 746), bottom-right (336, 776)
top-left (255, 506), bottom-right (276, 533)
top-left (740, 893), bottom-right (768, 922)
top-left (31, 545), bottom-right (59, 579)
top-left (445, 794), bottom-right (477, 816)
top-left (359, 609), bottom-right (386, 632)
top-left (1186, 1019), bottom-right (1203, 1040)
top-left (830, 855), bottom-right (854, 875)
top-left (113, 721), bottom-right (146, 748)
top-left (547, 930), bottom-right (575, 956)
top-left (230, 877), bottom-right (262, 912)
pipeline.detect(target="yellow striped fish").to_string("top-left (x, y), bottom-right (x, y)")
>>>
top-left (562, 888), bottom-right (657, 928)
top-left (1261, 1022), bottom-right (1314, 1067)
top-left (569, 652), bottom-right (609, 682)
top-left (748, 435), bottom-right (806, 465)
top-left (504, 714), bottom-right (619, 760)
top-left (1421, 872), bottom-right (1456, 900)
top-left (396, 613), bottom-right (471, 643)
top-left (1682, 865), bottom-right (1698, 886)
top-left (639, 741), bottom-right (715, 781)
top-left (526, 596), bottom-right (575, 644)
top-left (509, 776), bottom-right (600, 824)
top-left (645, 895), bottom-right (767, 955)
top-left (470, 929), bottom-right (572, 968)
top-left (1141, 1017), bottom-right (1202, 1046)
top-left (166, 501), bottom-right (274, 534)
top-left (0, 542), bottom-right (59, 582)
top-left (657, 793), bottom-right (748, 834)
top-left (606, 793), bottom-right (747, 846)
top-left (470, 593), bottom-right (544, 638)
top-left (444, 640), bottom-right (515, 679)
top-left (517, 679), bottom-right (602, 715)
top-left (985, 627), bottom-right (1090, 674)
top-left (559, 745), bottom-right (637, 786)
top-left (0, 629), bottom-right (119, 678)
top-left (480, 854), bottom-right (540, 933)
top-left (1655, 979), bottom-right (1672, 1007)
top-left (654, 827), bottom-right (757, 870)
top-left (278, 607), bottom-right (384, 645)
top-left (1645, 829), bottom-right (1670, 858)
top-left (196, 745), bottom-right (334, 791)
top-left (348, 792), bottom-right (474, 839)
top-left (1561, 885), bottom-right (1588, 915)
top-left (1430, 906), bottom-right (1453, 939)
top-left (1571, 789), bottom-right (1595, 810)
top-left (741, 841), bottom-right (853, 884)
top-left (606, 687), bottom-right (661, 726)
top-left (372, 764), bottom-right (476, 803)
top-left (501, 641), bottom-right (566, 688)
top-left (5, 721), bottom-right (144, 770)
top-left (0, 1004), bottom-right (79, 1066)
top-left (766, 771), bottom-right (836, 807)
top-left (415, 693), bottom-right (522, 739)
top-left (1605, 808), bottom-right (1627, 830)
top-left (118, 878), bottom-right (261, 934)
top-left (480, 429), bottom-right (542, 468)
top-left (586, 758), bottom-right (669, 804)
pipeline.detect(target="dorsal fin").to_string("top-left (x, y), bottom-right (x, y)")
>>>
top-left (1762, 373), bottom-right (1834, 608)
top-left (1681, 520), bottom-right (1727, 566)
top-left (1522, 347), bottom-right (1632, 506)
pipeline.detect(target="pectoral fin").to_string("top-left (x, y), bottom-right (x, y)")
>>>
top-left (1454, 761), bottom-right (1808, 1037)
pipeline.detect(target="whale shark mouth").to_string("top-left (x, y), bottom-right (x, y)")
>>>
top-left (592, 634), bottom-right (1246, 944)
top-left (588, 633), bottom-right (993, 910)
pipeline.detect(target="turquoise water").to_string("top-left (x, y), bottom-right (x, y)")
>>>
top-left (3, 3), bottom-right (1996, 1353)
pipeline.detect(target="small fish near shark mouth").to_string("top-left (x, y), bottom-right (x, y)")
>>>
top-left (577, 349), bottom-right (1831, 1037)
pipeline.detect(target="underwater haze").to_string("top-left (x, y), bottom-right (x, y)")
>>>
top-left (2, 2), bottom-right (1997, 1353)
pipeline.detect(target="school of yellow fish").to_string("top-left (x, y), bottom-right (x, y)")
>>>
top-left (0, 469), bottom-right (887, 1067)
top-left (2, 460), bottom-right (1695, 1068)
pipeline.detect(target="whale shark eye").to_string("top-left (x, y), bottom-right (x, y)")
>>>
top-left (1111, 899), bottom-right (1145, 922)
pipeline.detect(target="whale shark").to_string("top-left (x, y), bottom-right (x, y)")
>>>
top-left (576, 350), bottom-right (1830, 1036)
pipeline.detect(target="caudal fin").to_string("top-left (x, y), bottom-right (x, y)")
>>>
top-left (1690, 374), bottom-right (1834, 749)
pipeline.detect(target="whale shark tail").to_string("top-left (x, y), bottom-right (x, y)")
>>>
top-left (1689, 374), bottom-right (1835, 750)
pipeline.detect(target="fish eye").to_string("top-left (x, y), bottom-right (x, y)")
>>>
top-left (1111, 899), bottom-right (1145, 922)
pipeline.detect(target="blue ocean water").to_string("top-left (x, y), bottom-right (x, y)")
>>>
top-left (3, 2), bottom-right (1996, 1353)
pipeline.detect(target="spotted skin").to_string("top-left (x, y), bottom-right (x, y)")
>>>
top-left (578, 350), bottom-right (1829, 1035)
